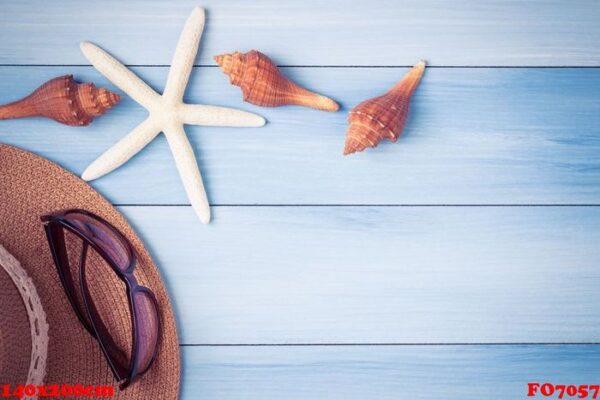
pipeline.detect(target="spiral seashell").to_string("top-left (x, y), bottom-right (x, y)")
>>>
top-left (344, 60), bottom-right (426, 155)
top-left (0, 75), bottom-right (121, 126)
top-left (214, 50), bottom-right (339, 112)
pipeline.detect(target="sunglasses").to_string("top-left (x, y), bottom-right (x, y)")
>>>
top-left (41, 209), bottom-right (160, 389)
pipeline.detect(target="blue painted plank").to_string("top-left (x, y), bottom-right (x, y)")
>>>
top-left (118, 206), bottom-right (600, 344)
top-left (1, 67), bottom-right (599, 205)
top-left (181, 345), bottom-right (600, 399)
top-left (1, 1), bottom-right (598, 66)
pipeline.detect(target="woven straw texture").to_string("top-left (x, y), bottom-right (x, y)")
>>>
top-left (0, 266), bottom-right (31, 385)
top-left (0, 144), bottom-right (180, 399)
top-left (0, 243), bottom-right (49, 400)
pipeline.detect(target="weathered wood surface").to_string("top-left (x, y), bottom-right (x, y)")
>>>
top-left (119, 205), bottom-right (600, 344)
top-left (1, 67), bottom-right (598, 205)
top-left (2, 1), bottom-right (599, 66)
top-left (1, 1), bottom-right (598, 397)
top-left (181, 345), bottom-right (600, 399)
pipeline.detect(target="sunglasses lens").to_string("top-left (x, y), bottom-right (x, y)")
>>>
top-left (52, 227), bottom-right (94, 331)
top-left (131, 290), bottom-right (159, 375)
top-left (64, 212), bottom-right (132, 272)
top-left (83, 247), bottom-right (133, 378)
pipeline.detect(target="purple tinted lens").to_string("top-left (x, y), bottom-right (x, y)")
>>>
top-left (63, 230), bottom-right (94, 327)
top-left (81, 245), bottom-right (132, 378)
top-left (132, 290), bottom-right (159, 375)
top-left (64, 212), bottom-right (132, 271)
top-left (46, 224), bottom-right (94, 333)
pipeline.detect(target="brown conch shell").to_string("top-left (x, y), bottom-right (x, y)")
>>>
top-left (344, 60), bottom-right (426, 155)
top-left (214, 50), bottom-right (339, 112)
top-left (0, 75), bottom-right (121, 126)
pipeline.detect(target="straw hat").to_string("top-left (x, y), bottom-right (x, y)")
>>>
top-left (0, 144), bottom-right (180, 398)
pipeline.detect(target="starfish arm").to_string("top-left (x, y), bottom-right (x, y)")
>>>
top-left (164, 124), bottom-right (211, 224)
top-left (163, 7), bottom-right (205, 102)
top-left (179, 104), bottom-right (266, 127)
top-left (82, 117), bottom-right (161, 181)
top-left (80, 41), bottom-right (160, 110)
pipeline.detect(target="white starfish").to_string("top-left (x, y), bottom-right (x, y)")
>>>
top-left (80, 7), bottom-right (265, 224)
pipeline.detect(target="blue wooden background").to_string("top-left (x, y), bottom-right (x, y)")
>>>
top-left (1, 1), bottom-right (600, 398)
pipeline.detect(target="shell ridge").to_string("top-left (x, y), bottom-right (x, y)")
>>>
top-left (215, 50), bottom-right (339, 112)
top-left (246, 51), bottom-right (267, 105)
top-left (349, 110), bottom-right (396, 138)
top-left (0, 75), bottom-right (120, 126)
top-left (344, 60), bottom-right (425, 155)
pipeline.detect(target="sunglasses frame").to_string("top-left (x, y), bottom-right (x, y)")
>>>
top-left (42, 209), bottom-right (160, 389)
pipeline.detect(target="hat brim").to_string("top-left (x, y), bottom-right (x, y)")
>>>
top-left (0, 144), bottom-right (180, 398)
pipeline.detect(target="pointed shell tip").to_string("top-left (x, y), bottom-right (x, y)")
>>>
top-left (343, 140), bottom-right (358, 156)
top-left (327, 100), bottom-right (340, 112)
